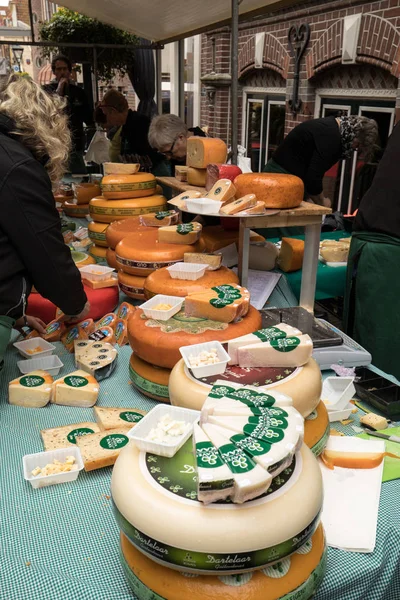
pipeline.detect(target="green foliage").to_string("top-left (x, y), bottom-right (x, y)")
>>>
top-left (39, 8), bottom-right (138, 81)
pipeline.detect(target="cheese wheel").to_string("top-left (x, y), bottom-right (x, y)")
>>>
top-left (144, 265), bottom-right (239, 299)
top-left (106, 248), bottom-right (117, 269)
top-left (278, 238), bottom-right (305, 272)
top-left (88, 221), bottom-right (109, 247)
top-left (118, 272), bottom-right (146, 299)
top-left (106, 217), bottom-right (147, 249)
top-left (101, 173), bottom-right (156, 199)
top-left (127, 305), bottom-right (262, 369)
top-left (120, 525), bottom-right (326, 600)
top-left (89, 195), bottom-right (167, 223)
top-left (169, 357), bottom-right (321, 418)
top-left (116, 229), bottom-right (205, 276)
top-left (89, 244), bottom-right (107, 262)
top-left (304, 401), bottom-right (330, 456)
top-left (71, 251), bottom-right (96, 267)
top-left (187, 167), bottom-right (207, 186)
top-left (233, 174), bottom-right (304, 209)
top-left (75, 182), bottom-right (101, 205)
top-left (112, 442), bottom-right (323, 573)
top-left (63, 201), bottom-right (89, 217)
top-left (206, 163), bottom-right (242, 192)
top-left (249, 241), bottom-right (279, 271)
top-left (129, 353), bottom-right (170, 402)
top-left (202, 226), bottom-right (265, 252)
top-left (187, 137), bottom-right (228, 169)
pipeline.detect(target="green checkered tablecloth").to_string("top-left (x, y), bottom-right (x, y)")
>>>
top-left (2, 319), bottom-right (400, 599)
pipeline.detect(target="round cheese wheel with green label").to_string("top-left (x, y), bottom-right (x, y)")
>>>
top-left (101, 173), bottom-right (156, 199)
top-left (89, 244), bottom-right (107, 262)
top-left (71, 251), bottom-right (96, 267)
top-left (120, 525), bottom-right (326, 600)
top-left (63, 200), bottom-right (89, 217)
top-left (129, 353), bottom-right (170, 402)
top-left (128, 305), bottom-right (262, 369)
top-left (106, 248), bottom-right (117, 269)
top-left (169, 357), bottom-right (321, 418)
top-left (89, 195), bottom-right (167, 223)
top-left (233, 174), bottom-right (304, 209)
top-left (112, 441), bottom-right (323, 574)
top-left (118, 272), bottom-right (146, 299)
top-left (88, 221), bottom-right (109, 247)
top-left (144, 265), bottom-right (239, 299)
top-left (106, 217), bottom-right (151, 249)
top-left (304, 401), bottom-right (330, 456)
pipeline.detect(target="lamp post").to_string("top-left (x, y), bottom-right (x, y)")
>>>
top-left (11, 45), bottom-right (24, 72)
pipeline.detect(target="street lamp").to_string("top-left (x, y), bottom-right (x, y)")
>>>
top-left (11, 46), bottom-right (24, 72)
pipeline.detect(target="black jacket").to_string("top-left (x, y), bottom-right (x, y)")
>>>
top-left (0, 114), bottom-right (87, 320)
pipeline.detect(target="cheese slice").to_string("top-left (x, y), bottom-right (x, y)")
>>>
top-left (239, 201), bottom-right (267, 215)
top-left (115, 319), bottom-right (129, 346)
top-left (187, 137), bottom-right (228, 169)
top-left (95, 313), bottom-right (117, 331)
top-left (74, 340), bottom-right (118, 380)
top-left (52, 370), bottom-right (99, 407)
top-left (184, 284), bottom-right (250, 323)
top-left (117, 302), bottom-right (135, 321)
top-left (187, 167), bottom-right (207, 187)
top-left (43, 319), bottom-right (66, 342)
top-left (202, 423), bottom-right (272, 504)
top-left (193, 423), bottom-right (234, 504)
top-left (94, 406), bottom-right (147, 430)
top-left (77, 318), bottom-right (96, 335)
top-left (40, 422), bottom-right (100, 450)
top-left (158, 222), bottom-right (202, 245)
top-left (9, 370), bottom-right (53, 408)
top-left (220, 194), bottom-right (256, 215)
top-left (205, 179), bottom-right (236, 204)
top-left (88, 326), bottom-right (116, 345)
top-left (320, 245), bottom-right (349, 263)
top-left (183, 252), bottom-right (222, 271)
top-left (140, 210), bottom-right (179, 227)
top-left (172, 190), bottom-right (202, 203)
top-left (228, 323), bottom-right (302, 365)
top-left (76, 427), bottom-right (131, 471)
top-left (61, 324), bottom-right (88, 352)
top-left (320, 448), bottom-right (400, 470)
top-left (238, 334), bottom-right (313, 368)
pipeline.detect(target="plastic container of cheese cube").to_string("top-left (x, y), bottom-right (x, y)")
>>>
top-left (140, 295), bottom-right (184, 321)
top-left (79, 264), bottom-right (114, 281)
top-left (17, 355), bottom-right (64, 376)
top-left (185, 198), bottom-right (222, 215)
top-left (179, 340), bottom-right (230, 378)
top-left (166, 262), bottom-right (207, 281)
top-left (128, 405), bottom-right (200, 458)
top-left (23, 447), bottom-right (84, 489)
top-left (14, 338), bottom-right (55, 359)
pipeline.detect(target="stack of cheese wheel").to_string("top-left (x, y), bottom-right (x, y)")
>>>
top-left (144, 265), bottom-right (239, 299)
top-left (186, 136), bottom-right (228, 187)
top-left (63, 182), bottom-right (101, 219)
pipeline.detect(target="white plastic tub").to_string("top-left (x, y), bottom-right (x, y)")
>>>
top-left (186, 198), bottom-right (222, 215)
top-left (23, 447), bottom-right (84, 489)
top-left (180, 340), bottom-right (230, 378)
top-left (79, 264), bottom-right (114, 281)
top-left (17, 355), bottom-right (64, 376)
top-left (326, 403), bottom-right (353, 423)
top-left (167, 262), bottom-right (207, 281)
top-left (321, 377), bottom-right (356, 412)
top-left (128, 405), bottom-right (200, 458)
top-left (140, 295), bottom-right (184, 321)
top-left (14, 338), bottom-right (55, 359)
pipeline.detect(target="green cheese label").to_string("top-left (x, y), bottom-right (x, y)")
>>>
top-left (100, 433), bottom-right (129, 450)
top-left (196, 441), bottom-right (225, 469)
top-left (67, 427), bottom-right (96, 444)
top-left (243, 413), bottom-right (288, 443)
top-left (64, 375), bottom-right (89, 388)
top-left (231, 433), bottom-right (272, 456)
top-left (177, 224), bottom-right (194, 235)
top-left (119, 411), bottom-right (144, 423)
top-left (19, 375), bottom-right (45, 388)
top-left (155, 211), bottom-right (172, 220)
top-left (208, 384), bottom-right (236, 399)
top-left (219, 443), bottom-right (256, 474)
top-left (253, 327), bottom-right (287, 343)
top-left (271, 337), bottom-right (301, 353)
top-left (129, 365), bottom-right (170, 399)
top-left (214, 186), bottom-right (222, 196)
top-left (210, 284), bottom-right (242, 308)
top-left (227, 389), bottom-right (277, 407)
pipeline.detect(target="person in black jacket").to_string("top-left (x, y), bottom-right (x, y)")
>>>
top-left (0, 74), bottom-right (89, 369)
top-left (262, 116), bottom-right (379, 207)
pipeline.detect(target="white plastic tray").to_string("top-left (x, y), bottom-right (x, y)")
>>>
top-left (326, 402), bottom-right (353, 423)
top-left (23, 447), bottom-right (84, 489)
top-left (17, 355), bottom-right (64, 376)
top-left (80, 264), bottom-right (115, 281)
top-left (179, 340), bottom-right (230, 378)
top-left (140, 295), bottom-right (184, 320)
top-left (14, 338), bottom-right (55, 359)
top-left (128, 405), bottom-right (200, 458)
top-left (167, 262), bottom-right (207, 280)
top-left (186, 198), bottom-right (222, 214)
top-left (321, 377), bottom-right (355, 412)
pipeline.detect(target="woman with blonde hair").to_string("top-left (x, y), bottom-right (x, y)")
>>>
top-left (0, 74), bottom-right (89, 370)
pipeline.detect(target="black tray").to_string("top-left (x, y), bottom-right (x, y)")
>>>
top-left (354, 367), bottom-right (400, 419)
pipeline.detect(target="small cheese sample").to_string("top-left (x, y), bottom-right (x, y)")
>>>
top-left (74, 340), bottom-right (118, 380)
top-left (175, 165), bottom-right (188, 181)
top-left (116, 302), bottom-right (135, 321)
top-left (220, 194), bottom-right (256, 215)
top-left (9, 370), bottom-right (53, 408)
top-left (52, 370), bottom-right (99, 407)
top-left (61, 325), bottom-right (88, 353)
top-left (31, 456), bottom-right (77, 477)
top-left (88, 326), bottom-right (116, 345)
top-left (187, 137), bottom-right (228, 169)
top-left (359, 413), bottom-right (389, 431)
top-left (202, 423), bottom-right (272, 504)
top-left (140, 210), bottom-right (179, 227)
top-left (95, 313), bottom-right (117, 331)
top-left (40, 422), bottom-right (100, 450)
top-left (205, 179), bottom-right (236, 204)
top-left (183, 252), bottom-right (222, 271)
top-left (146, 414), bottom-right (190, 444)
top-left (238, 334), bottom-right (313, 368)
top-left (278, 238), bottom-right (305, 272)
top-left (184, 284), bottom-right (250, 324)
top-left (94, 406), bottom-right (147, 430)
top-left (240, 201), bottom-right (267, 215)
top-left (152, 303), bottom-right (172, 310)
top-left (114, 319), bottom-right (129, 346)
top-left (76, 427), bottom-right (131, 471)
top-left (187, 167), bottom-right (207, 187)
top-left (25, 344), bottom-right (45, 355)
top-left (193, 424), bottom-right (234, 504)
top-left (158, 222), bottom-right (202, 245)
top-left (228, 323), bottom-right (302, 365)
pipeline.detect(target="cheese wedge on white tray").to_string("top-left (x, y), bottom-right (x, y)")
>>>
top-left (193, 423), bottom-right (235, 504)
top-left (202, 423), bottom-right (272, 504)
top-left (52, 370), bottom-right (99, 407)
top-left (237, 334), bottom-right (313, 368)
top-left (8, 370), bottom-right (53, 408)
top-left (74, 340), bottom-right (117, 380)
top-left (228, 323), bottom-right (302, 365)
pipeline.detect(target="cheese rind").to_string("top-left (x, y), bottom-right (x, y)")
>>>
top-left (95, 313), bottom-right (117, 331)
top-left (187, 137), bottom-right (228, 169)
top-left (140, 210), bottom-right (179, 227)
top-left (117, 301), bottom-right (135, 321)
top-left (205, 179), bottom-right (236, 204)
top-left (101, 173), bottom-right (156, 200)
top-left (193, 424), bottom-right (234, 504)
top-left (238, 334), bottom-right (313, 368)
top-left (76, 427), bottom-right (131, 471)
top-left (220, 194), bottom-right (256, 215)
top-left (184, 284), bottom-right (250, 323)
top-left (233, 173), bottom-right (304, 209)
top-left (183, 252), bottom-right (222, 271)
top-left (94, 406), bottom-right (147, 431)
top-left (52, 370), bottom-right (99, 407)
top-left (158, 222), bottom-right (202, 245)
top-left (228, 323), bottom-right (302, 365)
top-left (40, 422), bottom-right (100, 450)
top-left (9, 370), bottom-right (53, 408)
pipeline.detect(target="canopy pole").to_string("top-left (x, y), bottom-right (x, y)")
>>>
top-left (93, 47), bottom-right (99, 104)
top-left (231, 0), bottom-right (239, 165)
top-left (28, 0), bottom-right (35, 44)
top-left (178, 39), bottom-right (185, 120)
top-left (155, 48), bottom-right (162, 114)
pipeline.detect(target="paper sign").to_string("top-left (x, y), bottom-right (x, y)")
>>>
top-left (232, 268), bottom-right (281, 310)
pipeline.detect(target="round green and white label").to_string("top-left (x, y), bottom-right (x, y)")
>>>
top-left (271, 337), bottom-right (301, 353)
top-left (67, 427), bottom-right (96, 444)
top-left (155, 211), bottom-right (172, 220)
top-left (100, 433), bottom-right (129, 450)
top-left (253, 327), bottom-right (287, 343)
top-left (219, 443), bottom-right (256, 474)
top-left (177, 224), bottom-right (194, 235)
top-left (64, 375), bottom-right (89, 388)
top-left (119, 411), bottom-right (144, 423)
top-left (19, 375), bottom-right (45, 388)
top-left (196, 441), bottom-right (225, 469)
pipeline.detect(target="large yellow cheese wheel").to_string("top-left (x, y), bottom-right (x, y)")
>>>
top-left (106, 217), bottom-right (150, 249)
top-left (304, 401), bottom-right (330, 456)
top-left (120, 525), bottom-right (326, 600)
top-left (144, 265), bottom-right (239, 299)
top-left (63, 201), bottom-right (89, 217)
top-left (202, 226), bottom-right (265, 253)
top-left (187, 167), bottom-right (207, 186)
top-left (129, 353), bottom-right (170, 402)
top-left (233, 174), bottom-right (304, 209)
top-left (116, 229), bottom-right (206, 277)
top-left (169, 357), bottom-right (322, 418)
top-left (88, 221), bottom-right (109, 247)
top-left (187, 136), bottom-right (228, 169)
top-left (128, 305), bottom-right (262, 369)
top-left (89, 195), bottom-right (167, 223)
top-left (112, 442), bottom-right (323, 573)
top-left (106, 248), bottom-right (117, 269)
top-left (118, 271), bottom-right (146, 299)
top-left (101, 173), bottom-right (156, 199)
top-left (88, 244), bottom-right (107, 262)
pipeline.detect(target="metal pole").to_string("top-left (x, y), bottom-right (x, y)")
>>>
top-left (0, 40), bottom-right (162, 50)
top-left (178, 39), bottom-right (185, 120)
top-left (93, 47), bottom-right (99, 104)
top-left (28, 0), bottom-right (35, 44)
top-left (231, 0), bottom-right (239, 164)
top-left (155, 48), bottom-right (162, 114)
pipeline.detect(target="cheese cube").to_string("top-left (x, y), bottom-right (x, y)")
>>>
top-left (237, 334), bottom-right (313, 368)
top-left (183, 252), bottom-right (222, 271)
top-left (205, 179), bottom-right (236, 204)
top-left (220, 194), bottom-right (256, 215)
top-left (76, 427), bottom-right (131, 471)
top-left (40, 422), bottom-right (100, 450)
top-left (52, 370), bottom-right (99, 407)
top-left (193, 424), bottom-right (234, 504)
top-left (158, 222), bottom-right (202, 245)
top-left (74, 340), bottom-right (118, 380)
top-left (187, 137), bottom-right (228, 169)
top-left (140, 210), bottom-right (179, 227)
top-left (9, 370), bottom-right (53, 408)
top-left (228, 323), bottom-right (302, 365)
top-left (184, 284), bottom-right (250, 324)
top-left (94, 406), bottom-right (147, 431)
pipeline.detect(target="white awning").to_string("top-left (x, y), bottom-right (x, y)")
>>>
top-left (59, 0), bottom-right (303, 43)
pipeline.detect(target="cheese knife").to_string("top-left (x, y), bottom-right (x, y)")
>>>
top-left (366, 431), bottom-right (400, 444)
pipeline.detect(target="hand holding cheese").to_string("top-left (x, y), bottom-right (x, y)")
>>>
top-left (158, 222), bottom-right (202, 245)
top-left (238, 333), bottom-right (313, 368)
top-left (184, 284), bottom-right (250, 323)
top-left (9, 370), bottom-right (53, 408)
top-left (52, 370), bottom-right (99, 407)
top-left (205, 179), bottom-right (236, 204)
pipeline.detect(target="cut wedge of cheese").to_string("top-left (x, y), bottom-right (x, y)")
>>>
top-left (158, 222), bottom-right (202, 245)
top-left (187, 167), bottom-right (207, 187)
top-left (184, 284), bottom-right (250, 323)
top-left (77, 427), bottom-right (131, 471)
top-left (238, 334), bottom-right (313, 368)
top-left (228, 323), bottom-right (302, 365)
top-left (115, 318), bottom-right (129, 346)
top-left (116, 301), bottom-right (135, 321)
top-left (94, 406), bottom-right (147, 430)
top-left (95, 313), bottom-right (117, 331)
top-left (205, 179), bottom-right (236, 204)
top-left (278, 238), bottom-right (305, 272)
top-left (74, 340), bottom-right (118, 380)
top-left (193, 423), bottom-right (234, 504)
top-left (220, 194), bottom-right (256, 215)
top-left (61, 324), bottom-right (88, 353)
top-left (172, 190), bottom-right (202, 203)
top-left (320, 448), bottom-right (400, 470)
top-left (77, 318), bottom-right (96, 335)
top-left (101, 173), bottom-right (156, 199)
top-left (140, 210), bottom-right (179, 227)
top-left (183, 252), bottom-right (222, 271)
top-left (9, 370), bottom-right (53, 408)
top-left (320, 245), bottom-right (349, 263)
top-left (40, 422), bottom-right (100, 450)
top-left (240, 200), bottom-right (267, 215)
top-left (52, 370), bottom-right (99, 407)
top-left (249, 241), bottom-right (279, 271)
top-left (202, 423), bottom-right (272, 504)
top-left (42, 319), bottom-right (66, 342)
top-left (187, 137), bottom-right (228, 169)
